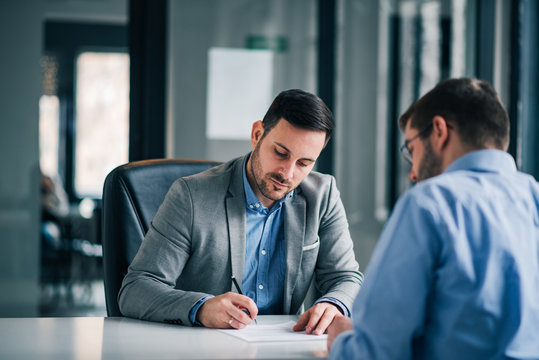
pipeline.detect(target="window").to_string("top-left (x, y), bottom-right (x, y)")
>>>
top-left (39, 55), bottom-right (60, 178)
top-left (39, 95), bottom-right (60, 177)
top-left (388, 0), bottom-right (476, 206)
top-left (74, 52), bottom-right (129, 197)
top-left (42, 21), bottom-right (128, 200)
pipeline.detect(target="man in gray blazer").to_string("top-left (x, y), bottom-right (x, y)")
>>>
top-left (119, 89), bottom-right (362, 335)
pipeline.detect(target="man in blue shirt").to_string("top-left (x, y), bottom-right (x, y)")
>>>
top-left (119, 89), bottom-right (362, 334)
top-left (327, 78), bottom-right (539, 359)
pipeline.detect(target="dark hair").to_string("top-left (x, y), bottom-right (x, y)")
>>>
top-left (262, 89), bottom-right (334, 145)
top-left (398, 78), bottom-right (509, 150)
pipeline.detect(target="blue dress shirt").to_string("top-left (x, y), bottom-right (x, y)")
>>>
top-left (330, 150), bottom-right (539, 359)
top-left (241, 155), bottom-right (349, 316)
top-left (242, 161), bottom-right (291, 314)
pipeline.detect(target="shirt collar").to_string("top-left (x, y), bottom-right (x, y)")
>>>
top-left (242, 153), bottom-right (294, 213)
top-left (444, 149), bottom-right (517, 175)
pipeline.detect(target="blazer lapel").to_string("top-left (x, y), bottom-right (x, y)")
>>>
top-left (225, 157), bottom-right (247, 288)
top-left (282, 193), bottom-right (306, 313)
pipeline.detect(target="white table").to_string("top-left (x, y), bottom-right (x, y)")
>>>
top-left (0, 315), bottom-right (328, 359)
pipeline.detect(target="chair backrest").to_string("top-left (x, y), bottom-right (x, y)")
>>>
top-left (101, 158), bottom-right (220, 316)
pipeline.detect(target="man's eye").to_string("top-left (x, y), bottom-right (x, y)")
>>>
top-left (297, 162), bottom-right (308, 168)
top-left (275, 149), bottom-right (286, 157)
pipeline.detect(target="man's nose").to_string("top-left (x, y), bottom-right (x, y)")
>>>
top-left (408, 167), bottom-right (418, 182)
top-left (280, 160), bottom-right (295, 180)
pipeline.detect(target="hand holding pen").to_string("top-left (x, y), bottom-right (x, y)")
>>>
top-left (231, 276), bottom-right (257, 324)
top-left (196, 277), bottom-right (258, 329)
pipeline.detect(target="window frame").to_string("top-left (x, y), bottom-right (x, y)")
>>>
top-left (43, 21), bottom-right (128, 202)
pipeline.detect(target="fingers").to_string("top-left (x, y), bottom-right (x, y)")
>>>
top-left (225, 293), bottom-right (258, 329)
top-left (198, 292), bottom-right (258, 329)
top-left (227, 317), bottom-right (246, 329)
top-left (313, 309), bottom-right (338, 335)
top-left (326, 321), bottom-right (338, 350)
top-left (226, 302), bottom-right (254, 328)
top-left (293, 303), bottom-right (343, 335)
top-left (304, 306), bottom-right (323, 334)
top-left (232, 293), bottom-right (258, 320)
top-left (292, 311), bottom-right (310, 332)
top-left (327, 317), bottom-right (352, 351)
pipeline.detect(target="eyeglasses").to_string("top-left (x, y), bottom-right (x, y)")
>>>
top-left (399, 123), bottom-right (433, 164)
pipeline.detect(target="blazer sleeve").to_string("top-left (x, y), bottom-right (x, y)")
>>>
top-left (314, 176), bottom-right (363, 312)
top-left (118, 178), bottom-right (210, 326)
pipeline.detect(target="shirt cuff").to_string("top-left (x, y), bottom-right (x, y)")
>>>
top-left (188, 295), bottom-right (214, 326)
top-left (315, 297), bottom-right (350, 317)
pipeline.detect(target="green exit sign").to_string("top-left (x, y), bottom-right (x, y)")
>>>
top-left (246, 35), bottom-right (288, 53)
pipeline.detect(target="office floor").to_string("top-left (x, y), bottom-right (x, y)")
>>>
top-left (39, 280), bottom-right (107, 317)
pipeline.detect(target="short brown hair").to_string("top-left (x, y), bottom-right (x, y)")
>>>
top-left (398, 78), bottom-right (509, 150)
top-left (262, 89), bottom-right (334, 146)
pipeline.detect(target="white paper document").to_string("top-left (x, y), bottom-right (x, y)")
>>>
top-left (217, 321), bottom-right (328, 342)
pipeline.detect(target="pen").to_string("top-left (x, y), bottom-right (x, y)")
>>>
top-left (231, 275), bottom-right (257, 324)
top-left (231, 275), bottom-right (244, 295)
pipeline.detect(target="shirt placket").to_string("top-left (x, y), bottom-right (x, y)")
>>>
top-left (256, 209), bottom-right (275, 306)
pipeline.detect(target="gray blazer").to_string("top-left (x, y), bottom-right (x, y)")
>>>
top-left (118, 155), bottom-right (362, 326)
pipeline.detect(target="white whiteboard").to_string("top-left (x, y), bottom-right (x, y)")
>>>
top-left (206, 47), bottom-right (274, 140)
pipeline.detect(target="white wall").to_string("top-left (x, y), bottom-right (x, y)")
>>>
top-left (167, 0), bottom-right (317, 162)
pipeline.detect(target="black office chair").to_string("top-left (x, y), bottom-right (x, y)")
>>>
top-left (101, 158), bottom-right (220, 316)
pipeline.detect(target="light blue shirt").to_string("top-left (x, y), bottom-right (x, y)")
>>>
top-left (330, 150), bottom-right (539, 360)
top-left (242, 159), bottom-right (291, 314)
top-left (241, 155), bottom-right (350, 316)
top-left (188, 156), bottom-right (290, 322)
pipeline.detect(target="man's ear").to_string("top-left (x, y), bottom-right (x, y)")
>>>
top-left (250, 120), bottom-right (264, 148)
top-left (431, 115), bottom-right (450, 152)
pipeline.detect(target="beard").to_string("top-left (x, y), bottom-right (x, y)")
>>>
top-left (417, 140), bottom-right (443, 181)
top-left (249, 143), bottom-right (295, 202)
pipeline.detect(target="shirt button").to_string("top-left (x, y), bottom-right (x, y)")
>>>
top-left (258, 284), bottom-right (264, 290)
top-left (261, 250), bottom-right (266, 255)
top-left (249, 205), bottom-right (254, 209)
top-left (255, 203), bottom-right (260, 208)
